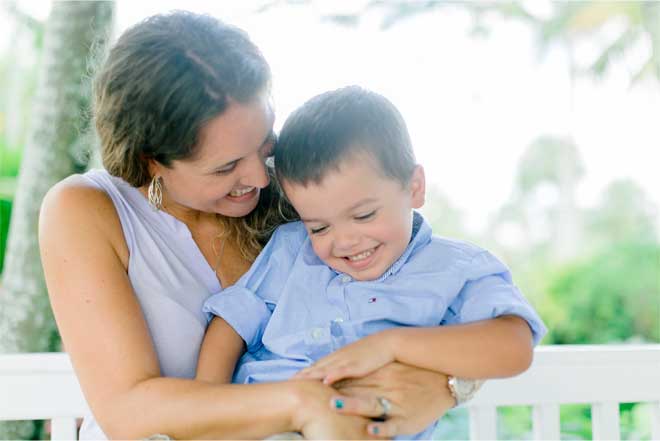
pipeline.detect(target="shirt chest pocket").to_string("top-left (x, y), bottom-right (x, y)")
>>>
top-left (351, 292), bottom-right (447, 327)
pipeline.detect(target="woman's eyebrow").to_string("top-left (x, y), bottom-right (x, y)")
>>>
top-left (208, 131), bottom-right (276, 173)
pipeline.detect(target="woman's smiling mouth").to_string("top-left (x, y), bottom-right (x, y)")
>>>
top-left (226, 186), bottom-right (258, 202)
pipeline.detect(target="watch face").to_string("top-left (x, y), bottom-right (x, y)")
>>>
top-left (458, 379), bottom-right (477, 394)
top-left (454, 378), bottom-right (484, 403)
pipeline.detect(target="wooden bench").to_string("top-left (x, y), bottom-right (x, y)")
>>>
top-left (1, 345), bottom-right (659, 440)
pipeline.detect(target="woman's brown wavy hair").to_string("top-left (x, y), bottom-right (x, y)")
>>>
top-left (93, 11), bottom-right (296, 260)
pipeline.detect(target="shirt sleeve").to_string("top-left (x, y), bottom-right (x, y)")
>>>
top-left (203, 223), bottom-right (306, 352)
top-left (440, 250), bottom-right (548, 345)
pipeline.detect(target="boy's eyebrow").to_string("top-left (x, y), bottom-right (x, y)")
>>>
top-left (300, 198), bottom-right (378, 223)
top-left (208, 130), bottom-right (275, 173)
top-left (347, 197), bottom-right (378, 211)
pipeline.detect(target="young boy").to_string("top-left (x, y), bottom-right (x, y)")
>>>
top-left (197, 86), bottom-right (546, 439)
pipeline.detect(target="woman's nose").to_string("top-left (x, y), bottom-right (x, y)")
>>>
top-left (240, 151), bottom-right (270, 189)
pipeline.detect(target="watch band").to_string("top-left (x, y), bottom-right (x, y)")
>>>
top-left (447, 376), bottom-right (485, 407)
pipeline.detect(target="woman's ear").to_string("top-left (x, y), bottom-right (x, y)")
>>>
top-left (409, 165), bottom-right (426, 209)
top-left (146, 158), bottom-right (161, 180)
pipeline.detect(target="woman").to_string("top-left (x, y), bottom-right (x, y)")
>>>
top-left (40, 11), bottom-right (530, 439)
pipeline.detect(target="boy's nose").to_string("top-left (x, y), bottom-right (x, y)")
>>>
top-left (334, 230), bottom-right (361, 253)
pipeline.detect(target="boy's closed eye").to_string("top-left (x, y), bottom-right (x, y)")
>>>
top-left (309, 225), bottom-right (328, 235)
top-left (354, 210), bottom-right (377, 221)
top-left (307, 210), bottom-right (378, 235)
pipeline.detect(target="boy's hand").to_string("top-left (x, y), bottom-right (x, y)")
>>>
top-left (294, 331), bottom-right (397, 384)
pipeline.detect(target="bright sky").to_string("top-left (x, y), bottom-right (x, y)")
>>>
top-left (4, 1), bottom-right (660, 233)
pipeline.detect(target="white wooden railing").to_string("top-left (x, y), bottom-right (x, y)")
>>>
top-left (1, 345), bottom-right (659, 440)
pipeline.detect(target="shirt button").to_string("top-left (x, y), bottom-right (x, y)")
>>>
top-left (340, 275), bottom-right (352, 283)
top-left (311, 328), bottom-right (324, 340)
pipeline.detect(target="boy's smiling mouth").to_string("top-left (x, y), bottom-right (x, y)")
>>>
top-left (345, 246), bottom-right (377, 262)
top-left (340, 244), bottom-right (383, 271)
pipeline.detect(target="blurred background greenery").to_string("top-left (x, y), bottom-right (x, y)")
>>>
top-left (0, 1), bottom-right (658, 439)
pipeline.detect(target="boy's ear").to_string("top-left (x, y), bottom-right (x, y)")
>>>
top-left (409, 165), bottom-right (426, 209)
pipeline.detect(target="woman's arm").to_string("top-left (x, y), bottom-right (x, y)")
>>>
top-left (331, 362), bottom-right (455, 438)
top-left (39, 178), bottom-right (357, 440)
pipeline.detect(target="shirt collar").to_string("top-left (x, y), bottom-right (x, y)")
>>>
top-left (315, 211), bottom-right (432, 282)
top-left (371, 211), bottom-right (431, 282)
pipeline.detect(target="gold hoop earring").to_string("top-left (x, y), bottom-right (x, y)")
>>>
top-left (148, 175), bottom-right (163, 211)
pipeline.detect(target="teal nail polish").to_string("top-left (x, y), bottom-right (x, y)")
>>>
top-left (334, 399), bottom-right (344, 409)
top-left (372, 426), bottom-right (380, 435)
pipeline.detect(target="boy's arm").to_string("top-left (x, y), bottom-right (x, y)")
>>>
top-left (385, 314), bottom-right (533, 379)
top-left (196, 317), bottom-right (246, 383)
top-left (199, 223), bottom-right (308, 383)
top-left (297, 271), bottom-right (546, 384)
top-left (296, 315), bottom-right (532, 384)
top-left (390, 251), bottom-right (546, 379)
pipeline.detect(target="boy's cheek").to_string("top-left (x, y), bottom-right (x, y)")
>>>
top-left (311, 239), bottom-right (332, 262)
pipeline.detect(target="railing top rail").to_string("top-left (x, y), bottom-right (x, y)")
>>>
top-left (1, 345), bottom-right (659, 417)
top-left (0, 352), bottom-right (74, 373)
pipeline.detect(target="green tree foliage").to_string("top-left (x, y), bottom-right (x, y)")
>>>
top-left (0, 134), bottom-right (20, 273)
top-left (587, 179), bottom-right (658, 247)
top-left (543, 241), bottom-right (659, 345)
top-left (0, 2), bottom-right (114, 439)
top-left (533, 1), bottom-right (660, 82)
top-left (514, 136), bottom-right (584, 194)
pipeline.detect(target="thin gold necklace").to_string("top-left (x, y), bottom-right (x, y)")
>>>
top-left (211, 222), bottom-right (226, 278)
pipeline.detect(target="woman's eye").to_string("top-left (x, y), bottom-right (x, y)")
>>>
top-left (310, 226), bottom-right (328, 235)
top-left (355, 210), bottom-right (376, 221)
top-left (215, 163), bottom-right (237, 175)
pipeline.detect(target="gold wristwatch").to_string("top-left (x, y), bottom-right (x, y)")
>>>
top-left (447, 377), bottom-right (484, 407)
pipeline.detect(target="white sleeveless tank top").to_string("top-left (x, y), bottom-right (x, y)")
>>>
top-left (78, 169), bottom-right (221, 439)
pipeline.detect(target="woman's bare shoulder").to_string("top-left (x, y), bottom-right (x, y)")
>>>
top-left (40, 173), bottom-right (128, 263)
top-left (43, 173), bottom-right (112, 209)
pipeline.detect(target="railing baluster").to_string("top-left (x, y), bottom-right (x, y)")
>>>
top-left (51, 417), bottom-right (77, 440)
top-left (468, 405), bottom-right (497, 440)
top-left (532, 403), bottom-right (560, 440)
top-left (592, 402), bottom-right (620, 440)
top-left (651, 401), bottom-right (660, 441)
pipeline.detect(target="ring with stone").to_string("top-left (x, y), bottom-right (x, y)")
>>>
top-left (374, 396), bottom-right (392, 421)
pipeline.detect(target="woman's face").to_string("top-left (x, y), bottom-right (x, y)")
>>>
top-left (153, 93), bottom-right (275, 218)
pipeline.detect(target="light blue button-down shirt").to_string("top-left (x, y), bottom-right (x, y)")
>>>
top-left (204, 212), bottom-right (546, 439)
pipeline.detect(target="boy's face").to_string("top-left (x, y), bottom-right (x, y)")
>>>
top-left (282, 154), bottom-right (425, 281)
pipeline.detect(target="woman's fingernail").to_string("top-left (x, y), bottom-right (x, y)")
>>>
top-left (370, 425), bottom-right (380, 435)
top-left (333, 398), bottom-right (344, 409)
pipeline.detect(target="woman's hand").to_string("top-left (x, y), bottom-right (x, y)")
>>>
top-left (330, 362), bottom-right (455, 437)
top-left (291, 380), bottom-right (385, 440)
top-left (294, 332), bottom-right (395, 385)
